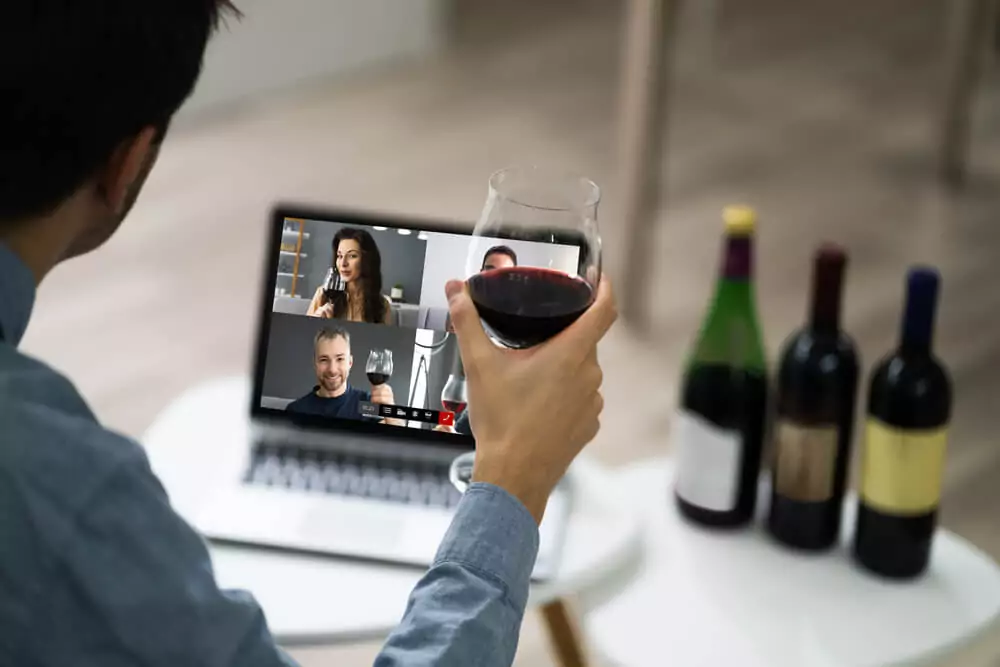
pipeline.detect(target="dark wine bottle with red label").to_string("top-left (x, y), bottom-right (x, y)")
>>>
top-left (853, 267), bottom-right (951, 579)
top-left (767, 245), bottom-right (859, 551)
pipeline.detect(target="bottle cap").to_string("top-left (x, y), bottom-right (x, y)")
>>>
top-left (723, 205), bottom-right (756, 235)
top-left (815, 242), bottom-right (847, 268)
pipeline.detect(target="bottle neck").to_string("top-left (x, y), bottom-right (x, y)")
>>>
top-left (721, 235), bottom-right (752, 281)
top-left (809, 253), bottom-right (845, 334)
top-left (900, 278), bottom-right (938, 357)
top-left (690, 237), bottom-right (765, 371)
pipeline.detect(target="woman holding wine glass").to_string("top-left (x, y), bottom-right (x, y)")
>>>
top-left (307, 227), bottom-right (394, 325)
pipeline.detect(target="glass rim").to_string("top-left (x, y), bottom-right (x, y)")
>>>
top-left (488, 165), bottom-right (601, 211)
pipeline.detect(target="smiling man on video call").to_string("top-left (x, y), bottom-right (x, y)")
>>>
top-left (0, 2), bottom-right (617, 666)
top-left (285, 327), bottom-right (393, 418)
top-left (285, 327), bottom-right (405, 427)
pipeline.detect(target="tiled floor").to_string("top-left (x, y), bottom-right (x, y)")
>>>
top-left (18, 0), bottom-right (1000, 664)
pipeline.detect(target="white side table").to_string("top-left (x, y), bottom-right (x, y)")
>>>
top-left (141, 376), bottom-right (643, 664)
top-left (588, 458), bottom-right (1000, 667)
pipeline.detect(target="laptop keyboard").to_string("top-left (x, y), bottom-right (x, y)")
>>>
top-left (244, 445), bottom-right (464, 509)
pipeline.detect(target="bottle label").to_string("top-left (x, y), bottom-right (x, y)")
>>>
top-left (773, 420), bottom-right (837, 502)
top-left (674, 410), bottom-right (740, 512)
top-left (860, 419), bottom-right (948, 514)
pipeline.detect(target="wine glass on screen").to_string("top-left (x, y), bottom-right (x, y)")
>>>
top-left (441, 373), bottom-right (468, 415)
top-left (323, 266), bottom-right (346, 302)
top-left (366, 349), bottom-right (393, 386)
top-left (449, 166), bottom-right (602, 493)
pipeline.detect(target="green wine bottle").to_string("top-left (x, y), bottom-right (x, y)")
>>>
top-left (674, 205), bottom-right (769, 528)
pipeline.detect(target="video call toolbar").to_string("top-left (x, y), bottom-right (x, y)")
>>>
top-left (360, 401), bottom-right (455, 427)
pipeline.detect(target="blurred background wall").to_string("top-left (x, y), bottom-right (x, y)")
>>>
top-left (179, 0), bottom-right (447, 117)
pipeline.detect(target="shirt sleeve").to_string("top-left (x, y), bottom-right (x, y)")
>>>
top-left (41, 453), bottom-right (298, 667)
top-left (375, 483), bottom-right (540, 667)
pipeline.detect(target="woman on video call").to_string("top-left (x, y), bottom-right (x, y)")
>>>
top-left (307, 227), bottom-right (394, 325)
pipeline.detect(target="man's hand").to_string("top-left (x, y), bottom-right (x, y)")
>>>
top-left (371, 384), bottom-right (394, 405)
top-left (445, 275), bottom-right (617, 523)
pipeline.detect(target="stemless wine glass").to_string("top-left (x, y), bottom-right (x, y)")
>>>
top-left (365, 349), bottom-right (393, 387)
top-left (450, 166), bottom-right (603, 492)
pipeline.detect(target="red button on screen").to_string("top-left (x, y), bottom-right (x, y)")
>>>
top-left (438, 411), bottom-right (455, 426)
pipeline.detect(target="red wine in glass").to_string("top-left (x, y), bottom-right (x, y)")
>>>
top-left (467, 266), bottom-right (594, 349)
top-left (366, 349), bottom-right (393, 388)
top-left (324, 267), bottom-right (345, 302)
top-left (442, 400), bottom-right (467, 414)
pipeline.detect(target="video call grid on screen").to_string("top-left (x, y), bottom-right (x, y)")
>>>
top-left (260, 213), bottom-right (581, 437)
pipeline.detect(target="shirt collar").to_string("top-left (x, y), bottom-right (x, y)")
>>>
top-left (313, 384), bottom-right (352, 398)
top-left (0, 242), bottom-right (37, 346)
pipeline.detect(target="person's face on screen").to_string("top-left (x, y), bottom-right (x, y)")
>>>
top-left (336, 239), bottom-right (363, 284)
top-left (315, 336), bottom-right (353, 395)
top-left (482, 251), bottom-right (516, 272)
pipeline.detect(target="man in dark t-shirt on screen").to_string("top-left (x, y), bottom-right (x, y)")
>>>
top-left (285, 326), bottom-right (393, 420)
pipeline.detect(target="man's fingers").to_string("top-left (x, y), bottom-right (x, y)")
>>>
top-left (445, 280), bottom-right (492, 371)
top-left (557, 273), bottom-right (618, 349)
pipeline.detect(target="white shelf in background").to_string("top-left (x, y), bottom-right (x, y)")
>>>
top-left (282, 230), bottom-right (310, 239)
top-left (279, 251), bottom-right (307, 258)
top-left (276, 272), bottom-right (304, 279)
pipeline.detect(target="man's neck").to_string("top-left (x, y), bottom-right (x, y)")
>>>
top-left (0, 199), bottom-right (89, 285)
top-left (1, 223), bottom-right (65, 286)
top-left (316, 383), bottom-right (349, 399)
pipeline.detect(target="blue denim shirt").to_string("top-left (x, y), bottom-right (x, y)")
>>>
top-left (0, 243), bottom-right (539, 667)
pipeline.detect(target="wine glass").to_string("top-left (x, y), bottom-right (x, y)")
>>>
top-left (440, 375), bottom-right (468, 416)
top-left (449, 166), bottom-right (603, 493)
top-left (464, 165), bottom-right (602, 349)
top-left (323, 266), bottom-right (345, 302)
top-left (366, 349), bottom-right (393, 386)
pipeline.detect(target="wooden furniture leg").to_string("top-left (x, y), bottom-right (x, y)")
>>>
top-left (541, 598), bottom-right (588, 667)
top-left (615, 0), bottom-right (679, 334)
top-left (938, 0), bottom-right (996, 187)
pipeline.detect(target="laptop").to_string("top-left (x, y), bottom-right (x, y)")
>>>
top-left (193, 205), bottom-right (583, 580)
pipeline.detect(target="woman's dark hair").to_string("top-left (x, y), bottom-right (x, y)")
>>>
top-left (329, 227), bottom-right (387, 324)
top-left (0, 1), bottom-right (240, 224)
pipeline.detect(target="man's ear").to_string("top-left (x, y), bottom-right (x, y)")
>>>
top-left (97, 126), bottom-right (159, 215)
top-left (348, 354), bottom-right (354, 370)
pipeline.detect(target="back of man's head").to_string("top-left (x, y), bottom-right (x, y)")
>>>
top-left (0, 1), bottom-right (239, 224)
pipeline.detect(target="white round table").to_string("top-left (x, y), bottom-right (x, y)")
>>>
top-left (141, 376), bottom-right (643, 647)
top-left (589, 458), bottom-right (1000, 667)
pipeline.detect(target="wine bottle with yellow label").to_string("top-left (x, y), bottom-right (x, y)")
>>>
top-left (853, 267), bottom-right (951, 579)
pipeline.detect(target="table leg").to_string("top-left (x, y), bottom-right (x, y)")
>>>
top-left (938, 0), bottom-right (996, 187)
top-left (614, 0), bottom-right (679, 334)
top-left (541, 598), bottom-right (589, 667)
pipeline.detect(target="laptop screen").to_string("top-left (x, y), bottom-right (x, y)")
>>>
top-left (254, 209), bottom-right (583, 444)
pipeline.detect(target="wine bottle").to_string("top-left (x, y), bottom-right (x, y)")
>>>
top-left (854, 267), bottom-right (951, 579)
top-left (767, 245), bottom-right (859, 550)
top-left (674, 205), bottom-right (768, 528)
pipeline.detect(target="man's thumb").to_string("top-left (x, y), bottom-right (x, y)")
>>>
top-left (445, 279), bottom-right (489, 360)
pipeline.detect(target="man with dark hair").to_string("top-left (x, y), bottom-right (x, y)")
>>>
top-left (285, 327), bottom-right (394, 420)
top-left (0, 3), bottom-right (618, 666)
top-left (481, 245), bottom-right (518, 271)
